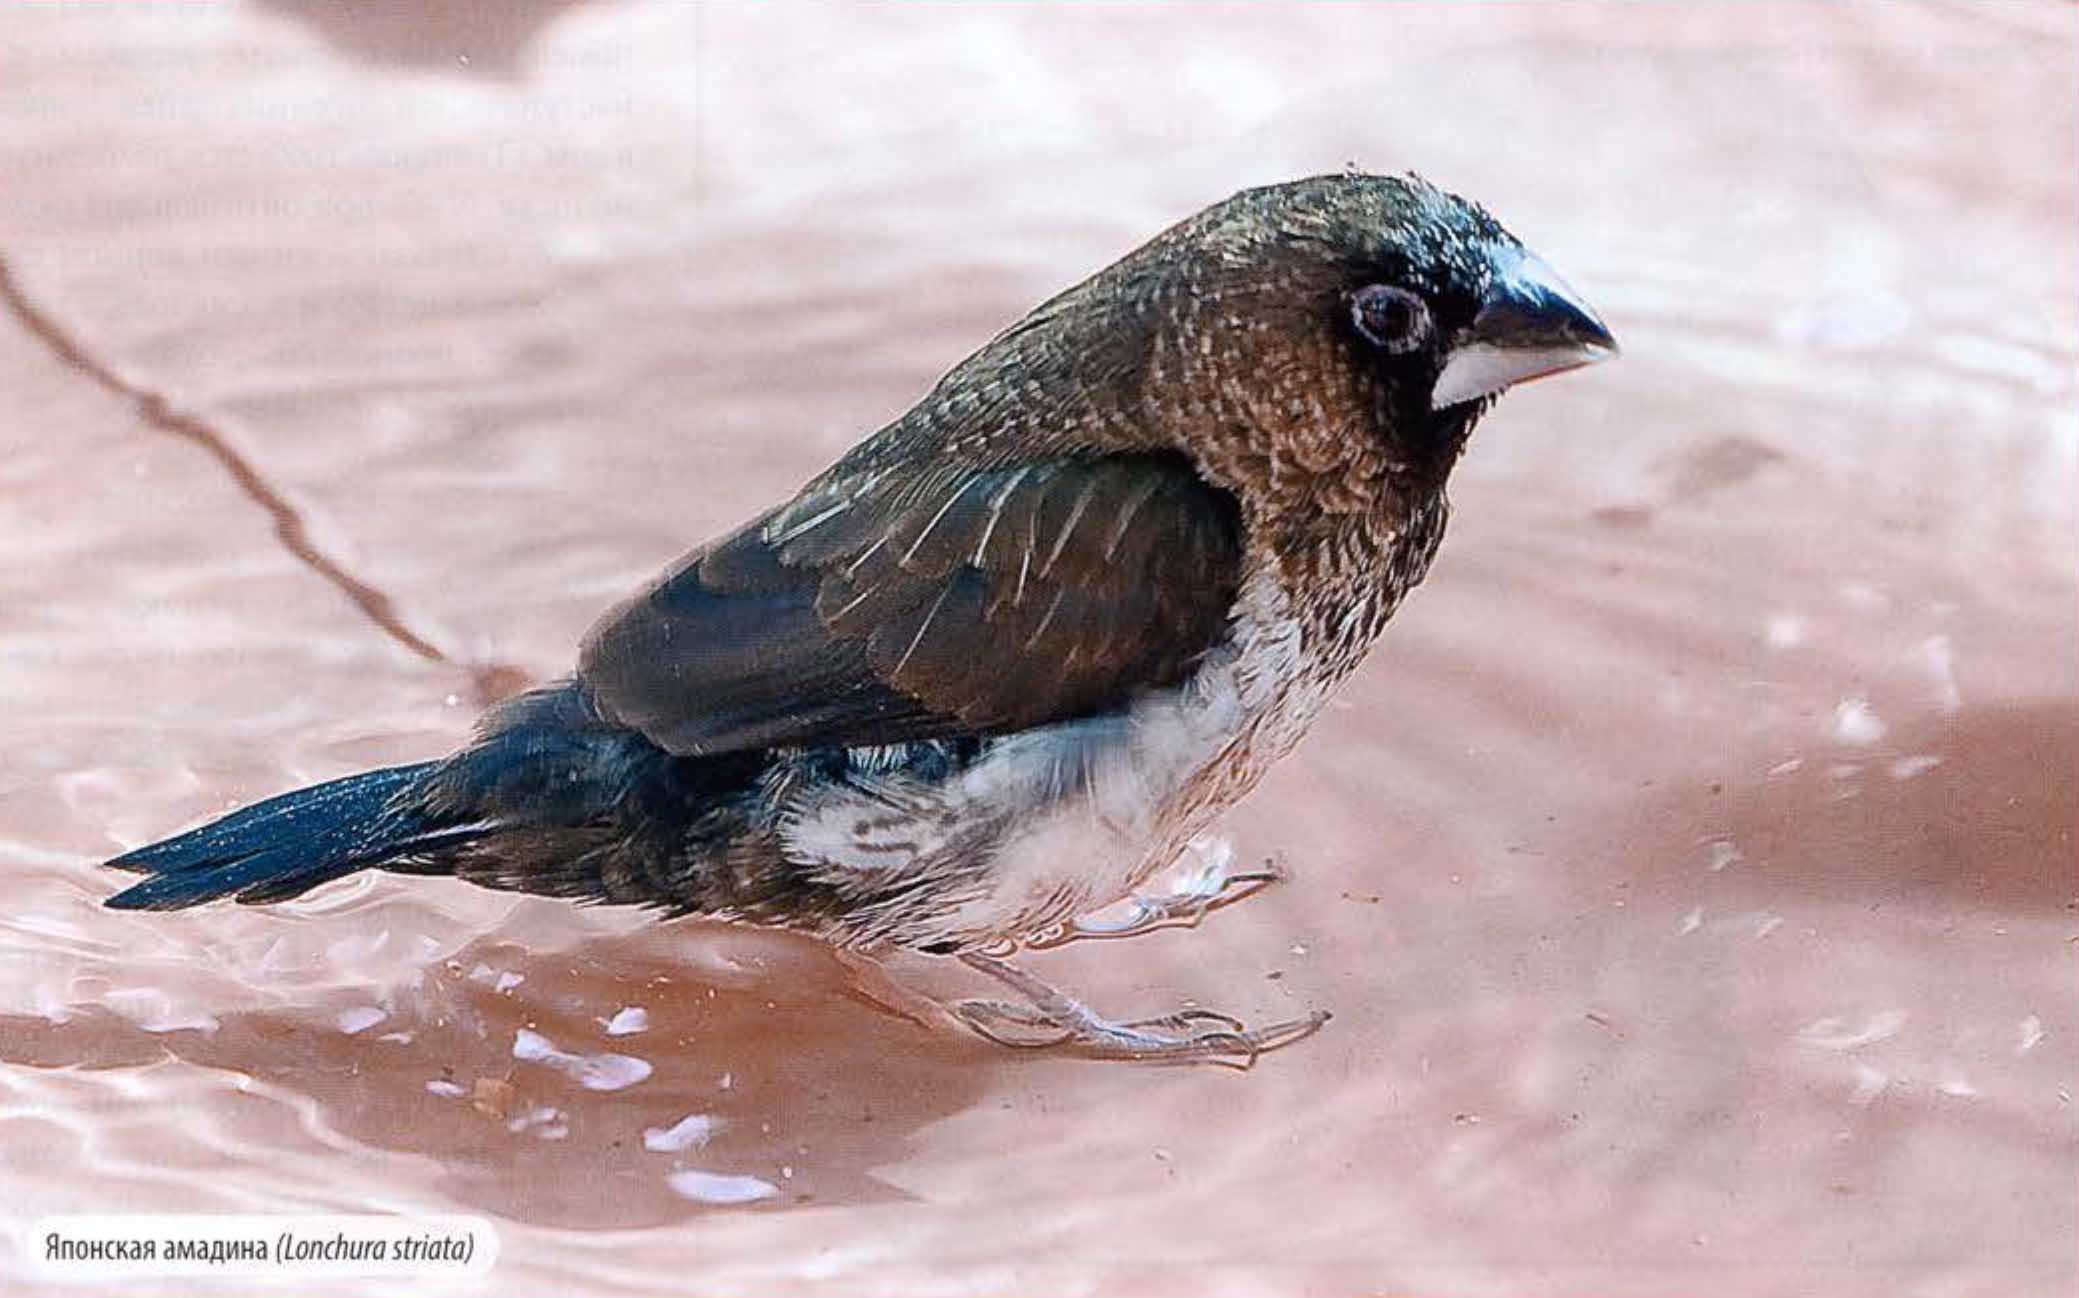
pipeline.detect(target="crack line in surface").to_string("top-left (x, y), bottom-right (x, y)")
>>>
top-left (0, 251), bottom-right (527, 701)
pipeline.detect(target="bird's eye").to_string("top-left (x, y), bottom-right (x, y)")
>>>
top-left (1350, 284), bottom-right (1433, 354)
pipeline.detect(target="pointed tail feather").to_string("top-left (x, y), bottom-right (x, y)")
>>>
top-left (102, 761), bottom-right (474, 910)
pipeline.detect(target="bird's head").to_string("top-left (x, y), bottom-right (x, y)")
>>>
top-left (905, 172), bottom-right (1613, 529)
top-left (1117, 172), bottom-right (1617, 509)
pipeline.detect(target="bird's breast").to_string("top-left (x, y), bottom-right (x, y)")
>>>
top-left (774, 562), bottom-right (1361, 949)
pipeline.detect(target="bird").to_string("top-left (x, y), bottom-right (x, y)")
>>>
top-left (102, 172), bottom-right (1615, 1065)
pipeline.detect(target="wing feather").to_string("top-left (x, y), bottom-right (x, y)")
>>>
top-left (579, 450), bottom-right (1243, 755)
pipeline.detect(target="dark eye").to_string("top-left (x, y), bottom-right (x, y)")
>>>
top-left (1350, 284), bottom-right (1433, 354)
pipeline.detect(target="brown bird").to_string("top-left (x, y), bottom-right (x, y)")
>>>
top-left (104, 173), bottom-right (1615, 1064)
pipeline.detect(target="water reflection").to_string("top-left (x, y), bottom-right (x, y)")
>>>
top-left (0, 925), bottom-right (996, 1228)
top-left (251, 0), bottom-right (594, 79)
top-left (1617, 702), bottom-right (2079, 913)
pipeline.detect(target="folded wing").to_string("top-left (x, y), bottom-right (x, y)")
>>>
top-left (579, 450), bottom-right (1244, 754)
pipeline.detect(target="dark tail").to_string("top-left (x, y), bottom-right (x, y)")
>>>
top-left (100, 682), bottom-right (746, 913)
top-left (102, 761), bottom-right (479, 910)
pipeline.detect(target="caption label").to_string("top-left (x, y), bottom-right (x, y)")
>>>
top-left (31, 1214), bottom-right (498, 1282)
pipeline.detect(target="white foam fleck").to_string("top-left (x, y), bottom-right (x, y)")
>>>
top-left (1837, 580), bottom-right (1889, 611)
top-left (1888, 755), bottom-right (1943, 780)
top-left (335, 1006), bottom-right (386, 1035)
top-left (1765, 613), bottom-right (1807, 649)
top-left (1767, 757), bottom-right (1803, 776)
top-left (1777, 292), bottom-right (1911, 351)
top-left (328, 929), bottom-right (390, 964)
top-left (254, 936), bottom-right (293, 977)
top-left (605, 1006), bottom-right (649, 1036)
top-left (643, 1112), bottom-right (722, 1152)
top-left (424, 1079), bottom-right (467, 1098)
top-left (546, 225), bottom-right (610, 263)
top-left (1797, 1010), bottom-right (1907, 1051)
top-left (105, 987), bottom-right (219, 1035)
top-left (507, 1105), bottom-right (563, 1133)
top-left (1705, 839), bottom-right (1742, 873)
top-left (513, 1028), bottom-right (553, 1060)
top-left (578, 1055), bottom-right (653, 1092)
top-left (1831, 698), bottom-right (1886, 746)
top-left (493, 972), bottom-right (525, 994)
top-left (513, 1028), bottom-right (653, 1091)
top-left (2018, 1016), bottom-right (2045, 1054)
top-left (1937, 1078), bottom-right (1979, 1098)
top-left (32, 983), bottom-right (74, 1025)
top-left (1916, 635), bottom-right (1962, 711)
top-left (1937, 333), bottom-right (2069, 392)
top-left (666, 1170), bottom-right (779, 1205)
top-left (1754, 913), bottom-right (1784, 939)
top-left (1848, 1064), bottom-right (1888, 1106)
top-left (1678, 907), bottom-right (1703, 935)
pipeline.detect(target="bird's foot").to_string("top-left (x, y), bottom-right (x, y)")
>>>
top-left (953, 952), bottom-right (1326, 1068)
top-left (1028, 840), bottom-right (1285, 950)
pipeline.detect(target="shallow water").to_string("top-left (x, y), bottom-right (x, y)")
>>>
top-left (1, 4), bottom-right (2074, 1295)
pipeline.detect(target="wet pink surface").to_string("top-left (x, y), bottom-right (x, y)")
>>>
top-left (1, 5), bottom-right (2074, 1296)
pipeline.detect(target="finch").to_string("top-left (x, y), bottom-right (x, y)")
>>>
top-left (105, 173), bottom-right (1615, 1063)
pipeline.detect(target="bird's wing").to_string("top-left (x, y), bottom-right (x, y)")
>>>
top-left (578, 450), bottom-right (1244, 754)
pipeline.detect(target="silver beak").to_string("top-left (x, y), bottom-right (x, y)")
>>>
top-left (1430, 248), bottom-right (1618, 410)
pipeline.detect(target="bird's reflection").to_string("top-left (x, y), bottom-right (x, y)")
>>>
top-left (0, 923), bottom-right (997, 1228)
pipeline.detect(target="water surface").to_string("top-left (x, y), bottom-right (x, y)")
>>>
top-left (0, 4), bottom-right (2073, 1295)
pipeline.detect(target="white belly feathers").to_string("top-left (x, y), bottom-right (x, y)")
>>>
top-left (774, 567), bottom-right (1333, 947)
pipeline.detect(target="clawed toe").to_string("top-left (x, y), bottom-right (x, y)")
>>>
top-left (950, 950), bottom-right (1329, 1067)
top-left (1121, 1007), bottom-right (1248, 1033)
top-left (1059, 1009), bottom-right (1331, 1068)
top-left (1224, 1010), bottom-right (1332, 1060)
top-left (1031, 852), bottom-right (1288, 950)
top-left (953, 998), bottom-right (1074, 1048)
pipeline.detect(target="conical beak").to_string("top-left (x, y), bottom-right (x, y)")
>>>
top-left (1430, 248), bottom-right (1618, 410)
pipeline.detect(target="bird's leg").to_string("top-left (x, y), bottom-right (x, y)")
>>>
top-left (1027, 840), bottom-right (1284, 951)
top-left (952, 950), bottom-right (1327, 1068)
